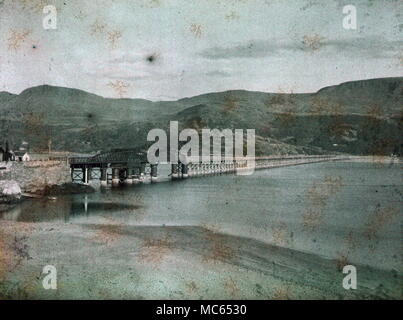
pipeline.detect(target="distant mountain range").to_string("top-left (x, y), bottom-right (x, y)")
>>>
top-left (0, 77), bottom-right (401, 156)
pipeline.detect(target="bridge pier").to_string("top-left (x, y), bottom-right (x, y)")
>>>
top-left (171, 163), bottom-right (179, 179)
top-left (191, 164), bottom-right (197, 177)
top-left (188, 164), bottom-right (192, 177)
top-left (82, 167), bottom-right (89, 184)
top-left (140, 163), bottom-right (147, 182)
top-left (88, 168), bottom-right (94, 183)
top-left (123, 168), bottom-right (133, 185)
top-left (100, 168), bottom-right (107, 187)
top-left (182, 164), bottom-right (188, 178)
top-left (151, 164), bottom-right (158, 182)
top-left (131, 168), bottom-right (141, 183)
top-left (112, 168), bottom-right (120, 186)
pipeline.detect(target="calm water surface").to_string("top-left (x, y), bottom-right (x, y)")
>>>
top-left (2, 161), bottom-right (402, 271)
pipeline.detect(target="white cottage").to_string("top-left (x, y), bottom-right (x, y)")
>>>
top-left (14, 151), bottom-right (30, 162)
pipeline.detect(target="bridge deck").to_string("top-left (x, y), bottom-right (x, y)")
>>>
top-left (69, 149), bottom-right (147, 167)
top-left (70, 151), bottom-right (339, 167)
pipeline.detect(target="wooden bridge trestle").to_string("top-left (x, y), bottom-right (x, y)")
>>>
top-left (69, 150), bottom-right (348, 186)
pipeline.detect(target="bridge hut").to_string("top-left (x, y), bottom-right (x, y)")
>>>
top-left (69, 148), bottom-right (148, 186)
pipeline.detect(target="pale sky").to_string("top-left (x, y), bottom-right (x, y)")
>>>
top-left (0, 0), bottom-right (402, 100)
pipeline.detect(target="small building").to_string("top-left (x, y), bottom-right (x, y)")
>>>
top-left (14, 151), bottom-right (30, 162)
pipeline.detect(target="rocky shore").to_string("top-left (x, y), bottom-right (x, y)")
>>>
top-left (0, 161), bottom-right (94, 212)
top-left (0, 160), bottom-right (71, 194)
top-left (0, 180), bottom-right (21, 212)
top-left (43, 183), bottom-right (95, 196)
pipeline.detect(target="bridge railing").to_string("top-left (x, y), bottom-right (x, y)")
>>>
top-left (69, 157), bottom-right (97, 165)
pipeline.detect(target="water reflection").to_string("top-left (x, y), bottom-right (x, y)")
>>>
top-left (0, 195), bottom-right (143, 223)
top-left (70, 199), bottom-right (142, 215)
top-left (1, 196), bottom-right (73, 223)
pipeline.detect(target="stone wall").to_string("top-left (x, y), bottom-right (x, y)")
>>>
top-left (0, 161), bottom-right (70, 194)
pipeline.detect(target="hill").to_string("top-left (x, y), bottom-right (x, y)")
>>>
top-left (0, 77), bottom-right (401, 156)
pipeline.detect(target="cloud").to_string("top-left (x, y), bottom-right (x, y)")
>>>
top-left (325, 37), bottom-right (402, 58)
top-left (199, 37), bottom-right (402, 60)
top-left (199, 40), bottom-right (294, 59)
top-left (205, 70), bottom-right (231, 77)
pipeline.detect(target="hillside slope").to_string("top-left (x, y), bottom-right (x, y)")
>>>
top-left (0, 77), bottom-right (401, 155)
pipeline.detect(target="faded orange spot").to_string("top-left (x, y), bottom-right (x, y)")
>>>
top-left (136, 235), bottom-right (173, 268)
top-left (90, 217), bottom-right (123, 246)
top-left (302, 176), bottom-right (343, 230)
top-left (201, 227), bottom-right (236, 264)
top-left (223, 276), bottom-right (239, 298)
top-left (7, 29), bottom-right (31, 51)
top-left (184, 280), bottom-right (199, 294)
top-left (107, 30), bottom-right (122, 48)
top-left (190, 24), bottom-right (202, 38)
top-left (364, 206), bottom-right (398, 241)
top-left (302, 34), bottom-right (324, 52)
top-left (335, 252), bottom-right (349, 271)
top-left (271, 222), bottom-right (289, 246)
top-left (0, 222), bottom-right (34, 281)
top-left (223, 95), bottom-right (238, 113)
top-left (108, 80), bottom-right (129, 98)
top-left (272, 284), bottom-right (292, 300)
top-left (90, 19), bottom-right (107, 35)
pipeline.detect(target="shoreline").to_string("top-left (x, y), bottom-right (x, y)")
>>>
top-left (339, 155), bottom-right (401, 163)
top-left (0, 223), bottom-right (400, 299)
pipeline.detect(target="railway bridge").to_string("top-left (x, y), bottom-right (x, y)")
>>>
top-left (69, 149), bottom-right (346, 186)
top-left (69, 149), bottom-right (150, 186)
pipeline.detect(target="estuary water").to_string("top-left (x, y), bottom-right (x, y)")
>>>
top-left (2, 161), bottom-right (401, 272)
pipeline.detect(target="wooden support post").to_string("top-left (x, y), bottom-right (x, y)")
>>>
top-left (171, 163), bottom-right (179, 179)
top-left (182, 163), bottom-right (188, 178)
top-left (187, 164), bottom-right (192, 177)
top-left (132, 168), bottom-right (141, 183)
top-left (139, 163), bottom-right (146, 182)
top-left (124, 168), bottom-right (133, 185)
top-left (88, 168), bottom-right (92, 182)
top-left (82, 167), bottom-right (89, 184)
top-left (100, 168), bottom-right (107, 187)
top-left (112, 168), bottom-right (119, 186)
top-left (151, 164), bottom-right (158, 182)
